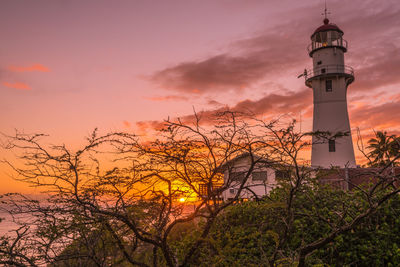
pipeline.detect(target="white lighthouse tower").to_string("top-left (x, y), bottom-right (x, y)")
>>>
top-left (304, 16), bottom-right (356, 168)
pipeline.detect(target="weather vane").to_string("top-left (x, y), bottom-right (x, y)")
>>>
top-left (322, 0), bottom-right (331, 19)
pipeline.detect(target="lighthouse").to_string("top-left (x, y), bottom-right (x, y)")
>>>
top-left (304, 17), bottom-right (356, 168)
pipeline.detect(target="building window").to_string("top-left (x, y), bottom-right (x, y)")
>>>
top-left (321, 68), bottom-right (326, 74)
top-left (199, 184), bottom-right (208, 196)
top-left (317, 60), bottom-right (322, 65)
top-left (275, 170), bottom-right (290, 179)
top-left (213, 185), bottom-right (222, 192)
top-left (326, 80), bottom-right (332, 92)
top-left (329, 139), bottom-right (336, 152)
top-left (252, 171), bottom-right (267, 181)
top-left (230, 172), bottom-right (246, 182)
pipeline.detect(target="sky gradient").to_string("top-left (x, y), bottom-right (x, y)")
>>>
top-left (1, 0), bottom-right (400, 193)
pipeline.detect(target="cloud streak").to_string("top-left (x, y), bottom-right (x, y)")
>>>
top-left (145, 95), bottom-right (188, 102)
top-left (7, 63), bottom-right (50, 73)
top-left (3, 81), bottom-right (31, 90)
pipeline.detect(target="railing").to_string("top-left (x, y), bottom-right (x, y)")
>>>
top-left (307, 38), bottom-right (348, 54)
top-left (305, 64), bottom-right (354, 80)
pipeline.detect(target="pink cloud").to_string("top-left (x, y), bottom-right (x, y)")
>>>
top-left (3, 81), bottom-right (31, 90)
top-left (350, 49), bottom-right (400, 92)
top-left (145, 95), bottom-right (188, 102)
top-left (135, 120), bottom-right (168, 132)
top-left (232, 89), bottom-right (312, 116)
top-left (136, 89), bottom-right (312, 131)
top-left (151, 36), bottom-right (307, 94)
top-left (7, 63), bottom-right (50, 73)
top-left (150, 14), bottom-right (314, 95)
top-left (207, 99), bottom-right (224, 107)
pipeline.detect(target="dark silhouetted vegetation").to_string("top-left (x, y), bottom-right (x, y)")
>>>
top-left (1, 113), bottom-right (399, 266)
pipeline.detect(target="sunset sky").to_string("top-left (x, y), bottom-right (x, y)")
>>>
top-left (1, 0), bottom-right (400, 193)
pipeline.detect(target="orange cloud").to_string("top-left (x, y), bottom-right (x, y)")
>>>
top-left (3, 81), bottom-right (31, 90)
top-left (123, 120), bottom-right (131, 128)
top-left (136, 120), bottom-right (167, 133)
top-left (8, 63), bottom-right (50, 72)
top-left (208, 99), bottom-right (224, 106)
top-left (146, 95), bottom-right (188, 102)
top-left (350, 99), bottom-right (400, 133)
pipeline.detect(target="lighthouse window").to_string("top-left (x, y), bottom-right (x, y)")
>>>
top-left (317, 61), bottom-right (322, 65)
top-left (326, 80), bottom-right (333, 92)
top-left (329, 139), bottom-right (336, 152)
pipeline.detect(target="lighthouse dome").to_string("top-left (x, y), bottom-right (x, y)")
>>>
top-left (313, 18), bottom-right (343, 36)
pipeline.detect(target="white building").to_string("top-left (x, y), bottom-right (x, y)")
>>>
top-left (219, 154), bottom-right (289, 201)
top-left (221, 154), bottom-right (276, 200)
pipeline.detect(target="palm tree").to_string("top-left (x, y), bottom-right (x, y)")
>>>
top-left (390, 136), bottom-right (400, 162)
top-left (367, 131), bottom-right (399, 167)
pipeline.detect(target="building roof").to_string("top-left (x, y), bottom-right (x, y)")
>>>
top-left (217, 153), bottom-right (274, 173)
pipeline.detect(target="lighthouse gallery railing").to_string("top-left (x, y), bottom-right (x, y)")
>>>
top-left (305, 64), bottom-right (354, 79)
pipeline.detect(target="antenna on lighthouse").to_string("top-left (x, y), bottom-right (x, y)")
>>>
top-left (322, 0), bottom-right (331, 19)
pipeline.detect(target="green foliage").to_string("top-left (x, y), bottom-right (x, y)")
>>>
top-left (367, 131), bottom-right (400, 167)
top-left (207, 202), bottom-right (283, 266)
top-left (312, 194), bottom-right (400, 266)
top-left (46, 180), bottom-right (400, 267)
top-left (170, 185), bottom-right (400, 266)
top-left (182, 201), bottom-right (285, 267)
top-left (168, 220), bottom-right (203, 264)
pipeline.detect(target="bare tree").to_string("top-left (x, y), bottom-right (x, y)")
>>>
top-left (0, 111), bottom-right (274, 266)
top-left (0, 111), bottom-right (399, 266)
